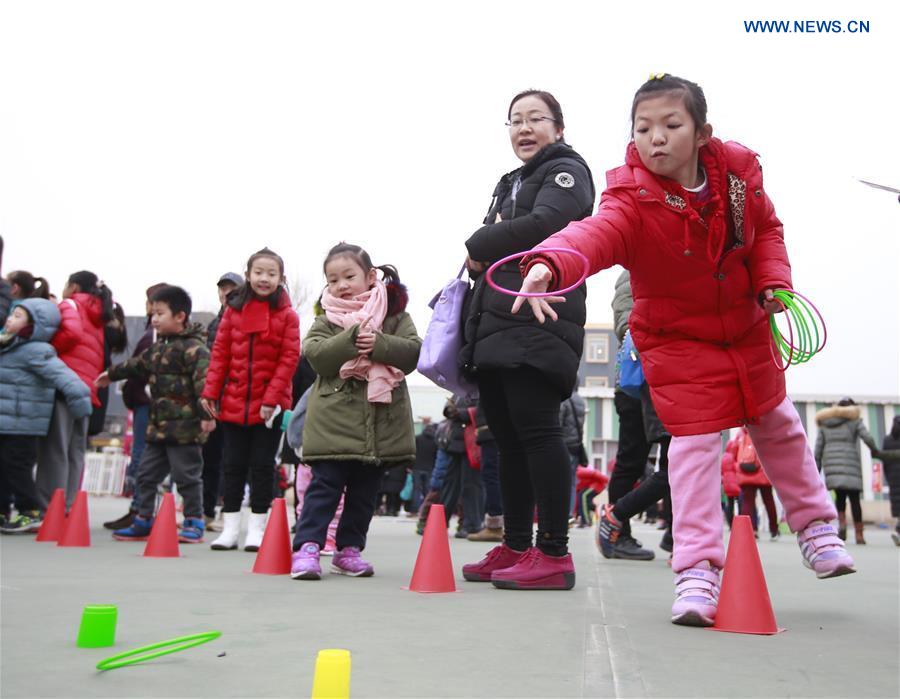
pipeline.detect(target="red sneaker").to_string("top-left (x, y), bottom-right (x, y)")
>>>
top-left (491, 548), bottom-right (575, 590)
top-left (462, 544), bottom-right (528, 582)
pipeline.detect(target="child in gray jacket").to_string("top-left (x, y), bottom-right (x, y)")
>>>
top-left (0, 299), bottom-right (91, 532)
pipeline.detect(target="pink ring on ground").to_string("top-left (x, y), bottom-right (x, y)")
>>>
top-left (485, 247), bottom-right (590, 298)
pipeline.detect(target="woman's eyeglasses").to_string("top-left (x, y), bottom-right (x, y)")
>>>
top-left (506, 116), bottom-right (556, 131)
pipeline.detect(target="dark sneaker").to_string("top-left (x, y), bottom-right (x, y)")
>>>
top-left (113, 516), bottom-right (154, 541)
top-left (0, 511), bottom-right (43, 534)
top-left (415, 520), bottom-right (426, 536)
top-left (596, 504), bottom-right (622, 558)
top-left (613, 535), bottom-right (655, 561)
top-left (462, 544), bottom-right (528, 582)
top-left (491, 548), bottom-right (576, 590)
top-left (892, 527), bottom-right (900, 547)
top-left (103, 510), bottom-right (137, 530)
top-left (179, 517), bottom-right (205, 544)
top-left (454, 528), bottom-right (471, 539)
top-left (660, 528), bottom-right (673, 553)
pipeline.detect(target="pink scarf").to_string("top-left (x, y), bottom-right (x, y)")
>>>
top-left (320, 280), bottom-right (404, 403)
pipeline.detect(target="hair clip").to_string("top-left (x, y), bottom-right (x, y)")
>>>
top-left (648, 72), bottom-right (667, 81)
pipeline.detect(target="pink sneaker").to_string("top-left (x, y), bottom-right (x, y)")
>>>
top-left (462, 544), bottom-right (528, 582)
top-left (291, 543), bottom-right (322, 580)
top-left (797, 521), bottom-right (856, 579)
top-left (490, 548), bottom-right (575, 590)
top-left (671, 563), bottom-right (720, 627)
top-left (331, 547), bottom-right (374, 577)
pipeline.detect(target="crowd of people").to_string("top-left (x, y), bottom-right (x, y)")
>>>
top-left (3, 72), bottom-right (900, 629)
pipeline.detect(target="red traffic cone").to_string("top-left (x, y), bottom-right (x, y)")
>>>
top-left (252, 498), bottom-right (292, 575)
top-left (712, 515), bottom-right (783, 635)
top-left (142, 492), bottom-right (180, 558)
top-left (36, 488), bottom-right (67, 542)
top-left (407, 504), bottom-right (456, 593)
top-left (57, 491), bottom-right (91, 547)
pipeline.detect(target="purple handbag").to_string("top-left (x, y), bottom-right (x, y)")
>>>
top-left (416, 264), bottom-right (479, 400)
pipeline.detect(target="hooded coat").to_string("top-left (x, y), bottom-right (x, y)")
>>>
top-left (202, 287), bottom-right (301, 426)
top-left (463, 142), bottom-right (596, 397)
top-left (814, 404), bottom-right (878, 491)
top-left (300, 286), bottom-right (421, 466)
top-left (0, 298), bottom-right (92, 435)
top-left (531, 138), bottom-right (791, 436)
top-left (108, 323), bottom-right (211, 445)
top-left (52, 292), bottom-right (106, 407)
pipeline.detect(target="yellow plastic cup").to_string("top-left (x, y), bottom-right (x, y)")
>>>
top-left (311, 648), bottom-right (351, 698)
top-left (77, 605), bottom-right (117, 648)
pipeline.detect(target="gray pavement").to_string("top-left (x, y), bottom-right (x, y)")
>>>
top-left (1, 496), bottom-right (898, 698)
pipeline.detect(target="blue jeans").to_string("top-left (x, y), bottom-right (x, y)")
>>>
top-left (480, 441), bottom-right (503, 517)
top-left (128, 405), bottom-right (150, 511)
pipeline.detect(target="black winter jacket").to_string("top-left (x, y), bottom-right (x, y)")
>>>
top-left (463, 143), bottom-right (595, 397)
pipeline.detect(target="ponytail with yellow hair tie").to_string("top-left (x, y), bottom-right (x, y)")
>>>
top-left (648, 72), bottom-right (667, 81)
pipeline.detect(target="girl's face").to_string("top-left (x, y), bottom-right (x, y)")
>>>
top-left (4, 306), bottom-right (30, 335)
top-left (508, 95), bottom-right (563, 163)
top-left (324, 256), bottom-right (376, 301)
top-left (632, 93), bottom-right (711, 189)
top-left (247, 256), bottom-right (283, 297)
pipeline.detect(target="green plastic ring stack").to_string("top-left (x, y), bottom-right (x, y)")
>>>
top-left (768, 289), bottom-right (827, 370)
top-left (96, 631), bottom-right (222, 671)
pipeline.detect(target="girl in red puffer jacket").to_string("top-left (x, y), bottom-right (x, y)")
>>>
top-left (515, 74), bottom-right (853, 627)
top-left (36, 270), bottom-right (112, 509)
top-left (202, 248), bottom-right (300, 552)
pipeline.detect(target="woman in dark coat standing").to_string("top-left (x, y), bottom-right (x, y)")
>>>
top-left (460, 90), bottom-right (594, 590)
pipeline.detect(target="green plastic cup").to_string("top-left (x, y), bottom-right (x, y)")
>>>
top-left (77, 605), bottom-right (117, 648)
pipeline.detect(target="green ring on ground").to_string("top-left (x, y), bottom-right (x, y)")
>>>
top-left (96, 631), bottom-right (221, 671)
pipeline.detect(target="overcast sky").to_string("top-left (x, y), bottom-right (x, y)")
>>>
top-left (1, 1), bottom-right (898, 398)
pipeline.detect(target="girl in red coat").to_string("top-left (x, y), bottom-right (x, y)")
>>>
top-left (36, 270), bottom-right (112, 509)
top-left (514, 74), bottom-right (853, 627)
top-left (201, 248), bottom-right (300, 552)
top-left (733, 426), bottom-right (780, 540)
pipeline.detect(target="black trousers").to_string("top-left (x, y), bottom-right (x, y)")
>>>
top-left (610, 391), bottom-right (653, 537)
top-left (477, 367), bottom-right (570, 556)
top-left (0, 435), bottom-right (42, 513)
top-left (834, 488), bottom-right (863, 524)
top-left (221, 423), bottom-right (281, 514)
top-left (201, 424), bottom-right (225, 518)
top-left (612, 436), bottom-right (670, 523)
top-left (292, 460), bottom-right (383, 551)
top-left (885, 464), bottom-right (900, 518)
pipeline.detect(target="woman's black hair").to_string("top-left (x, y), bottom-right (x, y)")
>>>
top-left (67, 270), bottom-right (115, 322)
top-left (8, 270), bottom-right (50, 299)
top-left (837, 397), bottom-right (857, 407)
top-left (323, 242), bottom-right (401, 288)
top-left (229, 247), bottom-right (288, 310)
top-left (106, 302), bottom-right (128, 354)
top-left (630, 74), bottom-right (708, 132)
top-left (508, 89), bottom-right (566, 143)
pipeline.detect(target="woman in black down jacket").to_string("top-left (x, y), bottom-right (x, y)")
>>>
top-left (460, 89), bottom-right (594, 590)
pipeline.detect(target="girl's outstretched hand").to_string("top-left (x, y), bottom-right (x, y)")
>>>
top-left (510, 263), bottom-right (565, 324)
top-left (762, 289), bottom-right (783, 315)
top-left (94, 371), bottom-right (111, 388)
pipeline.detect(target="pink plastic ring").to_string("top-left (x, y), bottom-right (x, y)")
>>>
top-left (484, 247), bottom-right (590, 298)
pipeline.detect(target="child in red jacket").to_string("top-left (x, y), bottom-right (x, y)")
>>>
top-left (36, 270), bottom-right (112, 509)
top-left (721, 434), bottom-right (741, 529)
top-left (201, 248), bottom-right (300, 552)
top-left (513, 74), bottom-right (852, 627)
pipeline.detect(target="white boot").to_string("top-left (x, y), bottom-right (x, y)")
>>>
top-left (244, 512), bottom-right (268, 552)
top-left (210, 511), bottom-right (241, 550)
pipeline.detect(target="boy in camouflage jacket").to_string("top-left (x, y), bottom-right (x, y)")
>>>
top-left (96, 285), bottom-right (213, 543)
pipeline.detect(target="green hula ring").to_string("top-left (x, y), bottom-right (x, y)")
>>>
top-left (96, 631), bottom-right (221, 671)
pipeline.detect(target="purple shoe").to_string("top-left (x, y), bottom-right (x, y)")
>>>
top-left (797, 521), bottom-right (856, 579)
top-left (331, 547), bottom-right (374, 577)
top-left (291, 542), bottom-right (322, 580)
top-left (671, 563), bottom-right (720, 627)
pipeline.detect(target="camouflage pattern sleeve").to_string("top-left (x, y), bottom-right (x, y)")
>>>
top-left (187, 340), bottom-right (211, 416)
top-left (107, 346), bottom-right (152, 382)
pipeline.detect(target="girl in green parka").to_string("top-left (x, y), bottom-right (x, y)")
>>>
top-left (291, 243), bottom-right (421, 581)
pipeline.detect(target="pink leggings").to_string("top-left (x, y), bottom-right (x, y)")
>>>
top-left (668, 396), bottom-right (836, 571)
top-left (295, 464), bottom-right (343, 544)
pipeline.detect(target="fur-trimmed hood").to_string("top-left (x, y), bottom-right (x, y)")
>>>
top-left (816, 404), bottom-right (861, 426)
